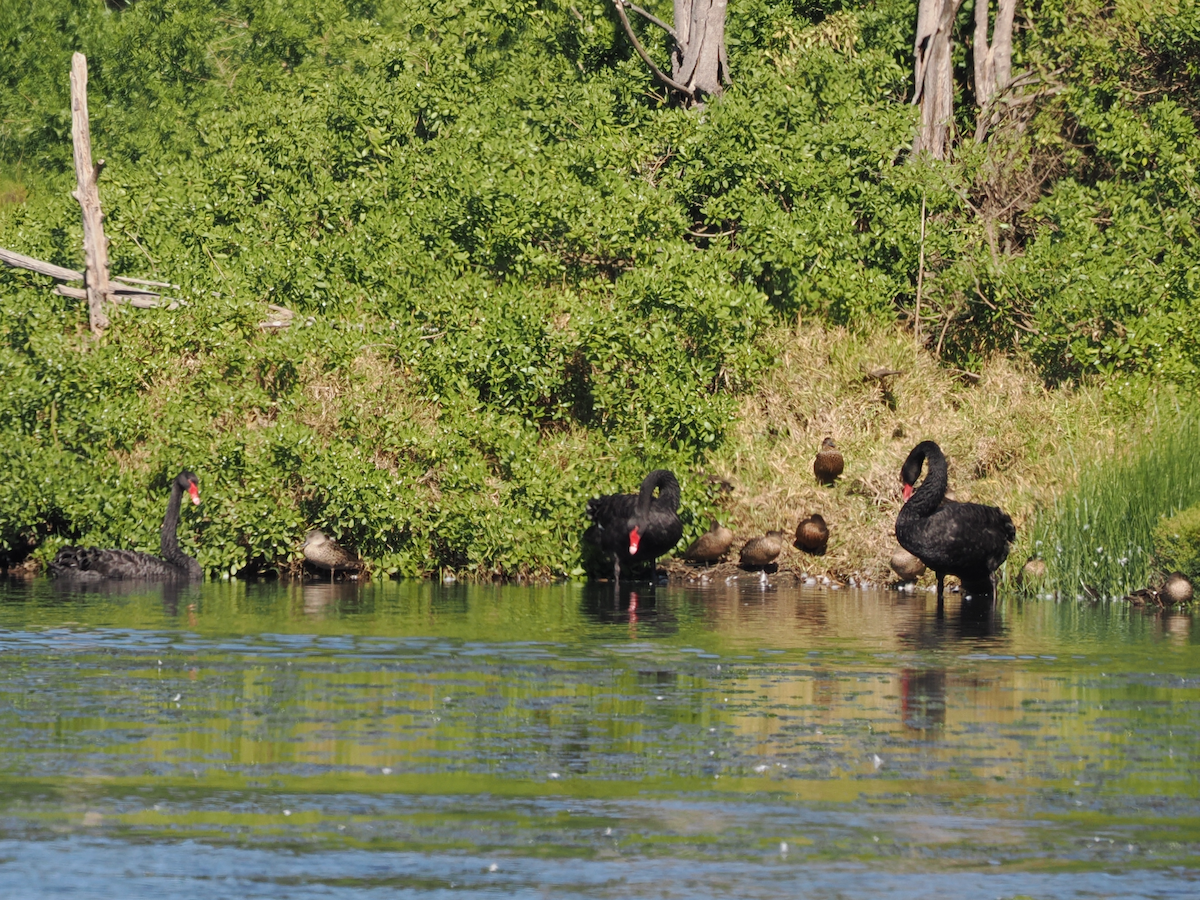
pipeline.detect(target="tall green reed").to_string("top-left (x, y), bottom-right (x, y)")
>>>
top-left (1031, 412), bottom-right (1200, 600)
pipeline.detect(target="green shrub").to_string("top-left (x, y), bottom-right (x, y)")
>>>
top-left (1153, 504), bottom-right (1200, 582)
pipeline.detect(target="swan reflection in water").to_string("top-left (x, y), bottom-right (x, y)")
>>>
top-left (48, 576), bottom-right (203, 621)
top-left (896, 589), bottom-right (1007, 734)
top-left (580, 582), bottom-right (678, 638)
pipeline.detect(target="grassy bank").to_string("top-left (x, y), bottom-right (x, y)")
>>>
top-left (0, 312), bottom-right (1160, 586)
top-left (688, 323), bottom-right (1152, 585)
top-left (1029, 411), bottom-right (1200, 600)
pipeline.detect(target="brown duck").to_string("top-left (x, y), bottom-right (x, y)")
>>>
top-left (1162, 572), bottom-right (1194, 606)
top-left (740, 531), bottom-right (785, 568)
top-left (890, 548), bottom-right (926, 581)
top-left (794, 514), bottom-right (829, 554)
top-left (302, 529), bottom-right (363, 581)
top-left (1016, 557), bottom-right (1047, 586)
top-left (814, 438), bottom-right (844, 484)
top-left (683, 520), bottom-right (734, 563)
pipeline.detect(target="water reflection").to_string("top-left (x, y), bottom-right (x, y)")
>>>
top-left (0, 577), bottom-right (1196, 898)
top-left (900, 667), bottom-right (947, 730)
top-left (896, 591), bottom-right (1006, 652)
top-left (580, 582), bottom-right (681, 639)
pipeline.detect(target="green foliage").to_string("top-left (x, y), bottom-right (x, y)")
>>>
top-left (2, 0), bottom-right (1200, 578)
top-left (1153, 503), bottom-right (1200, 583)
top-left (1031, 412), bottom-right (1200, 599)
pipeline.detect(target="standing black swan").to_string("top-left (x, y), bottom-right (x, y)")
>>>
top-left (584, 469), bottom-right (683, 584)
top-left (895, 442), bottom-right (1014, 603)
top-left (49, 470), bottom-right (202, 581)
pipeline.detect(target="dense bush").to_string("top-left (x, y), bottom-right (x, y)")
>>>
top-left (2, 0), bottom-right (1199, 577)
top-left (1154, 504), bottom-right (1200, 583)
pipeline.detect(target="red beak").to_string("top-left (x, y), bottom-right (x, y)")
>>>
top-left (188, 482), bottom-right (201, 506)
top-left (902, 483), bottom-right (913, 502)
top-left (628, 526), bottom-right (641, 556)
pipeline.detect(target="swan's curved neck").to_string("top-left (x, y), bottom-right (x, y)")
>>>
top-left (906, 445), bottom-right (948, 517)
top-left (159, 481), bottom-right (188, 566)
top-left (636, 470), bottom-right (680, 516)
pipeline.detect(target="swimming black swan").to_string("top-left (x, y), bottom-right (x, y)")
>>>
top-left (584, 469), bottom-right (683, 583)
top-left (683, 519), bottom-right (734, 563)
top-left (49, 471), bottom-right (202, 581)
top-left (814, 438), bottom-right (844, 484)
top-left (895, 442), bottom-right (1014, 602)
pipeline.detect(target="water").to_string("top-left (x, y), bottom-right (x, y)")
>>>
top-left (0, 577), bottom-right (1196, 898)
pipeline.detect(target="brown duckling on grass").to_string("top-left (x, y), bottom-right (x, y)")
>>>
top-left (794, 514), bottom-right (829, 554)
top-left (740, 531), bottom-right (786, 568)
top-left (813, 438), bottom-right (844, 485)
top-left (683, 520), bottom-right (734, 563)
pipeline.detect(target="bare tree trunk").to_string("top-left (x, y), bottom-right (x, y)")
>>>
top-left (974, 0), bottom-right (1017, 141)
top-left (672, 0), bottom-right (729, 100)
top-left (911, 0), bottom-right (964, 160)
top-left (610, 0), bottom-right (728, 105)
top-left (69, 52), bottom-right (111, 334)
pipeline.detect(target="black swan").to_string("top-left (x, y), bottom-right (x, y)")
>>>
top-left (895, 441), bottom-right (1014, 602)
top-left (814, 438), bottom-right (844, 484)
top-left (794, 513), bottom-right (829, 554)
top-left (302, 529), bottom-right (362, 581)
top-left (50, 470), bottom-right (202, 581)
top-left (740, 530), bottom-right (785, 567)
top-left (584, 469), bottom-right (683, 583)
top-left (683, 519), bottom-right (734, 563)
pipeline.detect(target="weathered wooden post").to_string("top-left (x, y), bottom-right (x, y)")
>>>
top-left (69, 52), bottom-right (111, 334)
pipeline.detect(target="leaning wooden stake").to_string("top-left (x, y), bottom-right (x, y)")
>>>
top-left (70, 52), bottom-right (111, 334)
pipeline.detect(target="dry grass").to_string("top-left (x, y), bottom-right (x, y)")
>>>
top-left (700, 322), bottom-right (1126, 584)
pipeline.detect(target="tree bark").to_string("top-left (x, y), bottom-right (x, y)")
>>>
top-left (611, 0), bottom-right (728, 105)
top-left (974, 0), bottom-right (1017, 141)
top-left (672, 0), bottom-right (729, 100)
top-left (70, 52), bottom-right (112, 334)
top-left (912, 0), bottom-right (965, 160)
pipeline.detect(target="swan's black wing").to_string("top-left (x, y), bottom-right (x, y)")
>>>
top-left (900, 501), bottom-right (1014, 578)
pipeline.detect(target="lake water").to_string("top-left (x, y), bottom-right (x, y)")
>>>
top-left (0, 577), bottom-right (1196, 899)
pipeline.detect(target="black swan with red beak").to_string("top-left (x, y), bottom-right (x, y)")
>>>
top-left (50, 470), bottom-right (203, 581)
top-left (584, 469), bottom-right (683, 584)
top-left (895, 442), bottom-right (1014, 602)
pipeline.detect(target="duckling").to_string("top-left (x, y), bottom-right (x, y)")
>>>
top-left (794, 514), bottom-right (829, 554)
top-left (739, 531), bottom-right (785, 568)
top-left (302, 529), bottom-right (362, 581)
top-left (813, 438), bottom-right (843, 485)
top-left (683, 520), bottom-right (734, 563)
top-left (890, 548), bottom-right (926, 582)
